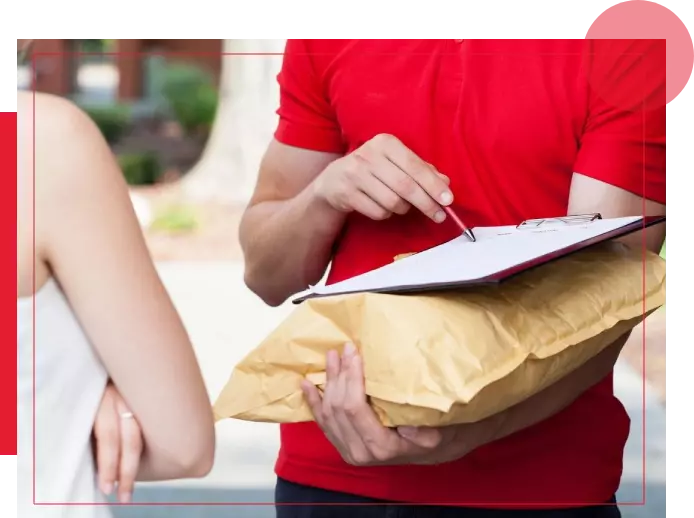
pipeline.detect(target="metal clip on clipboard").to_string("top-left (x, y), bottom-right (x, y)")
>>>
top-left (516, 213), bottom-right (602, 230)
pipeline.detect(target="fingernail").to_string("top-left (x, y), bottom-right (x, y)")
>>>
top-left (120, 492), bottom-right (131, 504)
top-left (102, 483), bottom-right (113, 495)
top-left (343, 342), bottom-right (355, 358)
top-left (398, 426), bottom-right (418, 439)
top-left (433, 210), bottom-right (446, 223)
top-left (440, 191), bottom-right (453, 206)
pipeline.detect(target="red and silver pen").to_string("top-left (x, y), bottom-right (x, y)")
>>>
top-left (443, 206), bottom-right (476, 242)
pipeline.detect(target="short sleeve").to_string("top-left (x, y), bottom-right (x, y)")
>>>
top-left (574, 40), bottom-right (667, 204)
top-left (574, 102), bottom-right (667, 204)
top-left (274, 40), bottom-right (345, 154)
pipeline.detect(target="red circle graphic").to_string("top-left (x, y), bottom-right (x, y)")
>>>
top-left (585, 0), bottom-right (693, 111)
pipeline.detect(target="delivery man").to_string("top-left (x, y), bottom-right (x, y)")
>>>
top-left (239, 39), bottom-right (666, 517)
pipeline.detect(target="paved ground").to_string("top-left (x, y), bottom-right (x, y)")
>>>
top-left (107, 261), bottom-right (665, 518)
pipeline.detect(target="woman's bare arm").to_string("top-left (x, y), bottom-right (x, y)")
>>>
top-left (28, 94), bottom-right (215, 480)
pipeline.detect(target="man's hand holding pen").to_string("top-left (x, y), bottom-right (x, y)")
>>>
top-left (311, 133), bottom-right (475, 241)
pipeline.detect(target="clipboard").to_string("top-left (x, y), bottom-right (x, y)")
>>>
top-left (292, 213), bottom-right (665, 304)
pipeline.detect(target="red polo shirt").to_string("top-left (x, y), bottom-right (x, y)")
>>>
top-left (272, 39), bottom-right (665, 507)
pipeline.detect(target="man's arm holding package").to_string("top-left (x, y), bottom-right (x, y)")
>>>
top-left (428, 174), bottom-right (666, 461)
top-left (305, 97), bottom-right (668, 465)
top-left (302, 172), bottom-right (665, 467)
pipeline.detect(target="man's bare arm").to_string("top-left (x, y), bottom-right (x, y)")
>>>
top-left (241, 135), bottom-right (455, 306)
top-left (568, 173), bottom-right (666, 251)
top-left (239, 141), bottom-right (345, 307)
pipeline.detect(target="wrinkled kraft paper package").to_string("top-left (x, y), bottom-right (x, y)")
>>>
top-left (214, 243), bottom-right (666, 427)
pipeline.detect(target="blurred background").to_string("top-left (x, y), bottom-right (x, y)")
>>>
top-left (17, 39), bottom-right (666, 518)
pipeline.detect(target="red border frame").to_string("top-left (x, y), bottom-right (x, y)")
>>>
top-left (1, 111), bottom-right (18, 456)
top-left (12, 47), bottom-right (656, 509)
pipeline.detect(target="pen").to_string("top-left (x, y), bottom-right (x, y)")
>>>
top-left (443, 205), bottom-right (476, 242)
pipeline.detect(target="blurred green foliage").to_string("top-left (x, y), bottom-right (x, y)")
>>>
top-left (78, 40), bottom-right (104, 53)
top-left (118, 152), bottom-right (161, 186)
top-left (161, 63), bottom-right (219, 135)
top-left (150, 204), bottom-right (199, 233)
top-left (82, 104), bottom-right (131, 144)
top-left (77, 39), bottom-right (115, 54)
top-left (79, 59), bottom-right (218, 187)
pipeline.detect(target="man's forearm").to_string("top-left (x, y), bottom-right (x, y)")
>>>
top-left (455, 333), bottom-right (630, 456)
top-left (240, 184), bottom-right (346, 306)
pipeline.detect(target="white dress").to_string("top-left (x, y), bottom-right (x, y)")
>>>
top-left (17, 278), bottom-right (112, 518)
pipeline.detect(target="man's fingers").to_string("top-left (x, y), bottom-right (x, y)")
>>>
top-left (341, 353), bottom-right (401, 460)
top-left (331, 344), bottom-right (352, 409)
top-left (424, 163), bottom-right (451, 186)
top-left (437, 172), bottom-right (451, 185)
top-left (380, 136), bottom-right (453, 210)
top-left (355, 160), bottom-right (411, 216)
top-left (301, 380), bottom-right (325, 425)
top-left (94, 398), bottom-right (119, 495)
top-left (344, 355), bottom-right (386, 438)
top-left (424, 162), bottom-right (450, 186)
top-left (324, 345), bottom-right (379, 465)
top-left (325, 350), bottom-right (341, 384)
top-left (323, 346), bottom-right (357, 443)
top-left (372, 159), bottom-right (446, 223)
top-left (332, 345), bottom-right (369, 442)
top-left (349, 190), bottom-right (393, 221)
top-left (344, 351), bottom-right (367, 402)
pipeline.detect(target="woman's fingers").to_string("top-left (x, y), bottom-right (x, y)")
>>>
top-left (114, 398), bottom-right (142, 504)
top-left (93, 390), bottom-right (119, 496)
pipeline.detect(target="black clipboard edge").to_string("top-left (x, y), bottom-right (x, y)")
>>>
top-left (292, 215), bottom-right (665, 304)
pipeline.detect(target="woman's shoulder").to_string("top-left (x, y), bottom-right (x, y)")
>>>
top-left (17, 91), bottom-right (114, 194)
top-left (16, 92), bottom-right (101, 292)
top-left (17, 90), bottom-right (116, 226)
top-left (18, 91), bottom-right (100, 144)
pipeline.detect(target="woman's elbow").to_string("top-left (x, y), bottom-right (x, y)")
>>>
top-left (162, 416), bottom-right (216, 479)
top-left (175, 434), bottom-right (215, 479)
top-left (187, 443), bottom-right (215, 478)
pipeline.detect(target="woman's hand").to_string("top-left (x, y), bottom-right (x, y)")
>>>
top-left (92, 382), bottom-right (143, 503)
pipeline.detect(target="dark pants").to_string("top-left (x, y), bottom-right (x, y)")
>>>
top-left (275, 478), bottom-right (622, 518)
